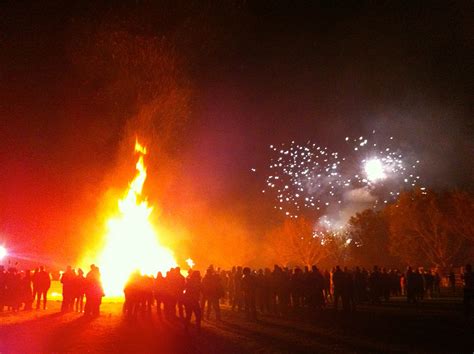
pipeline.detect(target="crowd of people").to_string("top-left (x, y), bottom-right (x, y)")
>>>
top-left (0, 264), bottom-right (104, 316)
top-left (0, 265), bottom-right (50, 312)
top-left (1, 262), bottom-right (473, 328)
top-left (122, 263), bottom-right (474, 330)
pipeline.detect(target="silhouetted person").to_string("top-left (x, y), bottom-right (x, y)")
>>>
top-left (154, 271), bottom-right (166, 319)
top-left (202, 266), bottom-right (223, 320)
top-left (381, 268), bottom-right (390, 302)
top-left (84, 264), bottom-right (104, 317)
top-left (255, 269), bottom-right (266, 313)
top-left (142, 275), bottom-right (154, 315)
top-left (344, 267), bottom-right (356, 312)
top-left (448, 271), bottom-right (456, 295)
top-left (433, 271), bottom-right (441, 297)
top-left (61, 266), bottom-right (76, 312)
top-left (123, 270), bottom-right (141, 318)
top-left (332, 266), bottom-right (345, 311)
top-left (290, 267), bottom-right (304, 310)
top-left (413, 269), bottom-right (424, 302)
top-left (309, 266), bottom-right (325, 310)
top-left (21, 270), bottom-right (33, 310)
top-left (33, 266), bottom-right (51, 310)
top-left (232, 266), bottom-right (243, 312)
top-left (5, 267), bottom-right (21, 312)
top-left (354, 267), bottom-right (364, 303)
top-left (261, 268), bottom-right (272, 313)
top-left (323, 269), bottom-right (332, 302)
top-left (242, 267), bottom-right (257, 320)
top-left (280, 267), bottom-right (292, 316)
top-left (183, 270), bottom-right (202, 332)
top-left (461, 264), bottom-right (474, 318)
top-left (406, 267), bottom-right (416, 303)
top-left (173, 267), bottom-right (186, 319)
top-left (368, 266), bottom-right (382, 304)
top-left (219, 269), bottom-right (229, 305)
top-left (74, 268), bottom-right (86, 313)
top-left (423, 270), bottom-right (434, 299)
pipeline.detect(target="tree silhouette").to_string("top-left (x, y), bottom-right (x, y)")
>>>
top-left (265, 217), bottom-right (329, 267)
top-left (348, 209), bottom-right (398, 267)
top-left (387, 189), bottom-right (473, 269)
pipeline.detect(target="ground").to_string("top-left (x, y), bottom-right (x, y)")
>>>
top-left (1, 295), bottom-right (472, 353)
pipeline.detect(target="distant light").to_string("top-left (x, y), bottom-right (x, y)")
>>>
top-left (0, 246), bottom-right (7, 260)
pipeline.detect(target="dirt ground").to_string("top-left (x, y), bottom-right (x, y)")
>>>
top-left (1, 297), bottom-right (472, 353)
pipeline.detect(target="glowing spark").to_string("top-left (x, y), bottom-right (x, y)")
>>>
top-left (186, 258), bottom-right (195, 268)
top-left (364, 158), bottom-right (386, 182)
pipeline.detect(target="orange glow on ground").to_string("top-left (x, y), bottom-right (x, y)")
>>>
top-left (94, 140), bottom-right (176, 296)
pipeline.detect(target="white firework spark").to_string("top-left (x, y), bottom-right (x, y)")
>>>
top-left (263, 131), bottom-right (422, 219)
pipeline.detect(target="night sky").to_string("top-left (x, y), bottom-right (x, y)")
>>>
top-left (1, 1), bottom-right (472, 267)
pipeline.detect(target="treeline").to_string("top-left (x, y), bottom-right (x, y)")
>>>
top-left (264, 189), bottom-right (474, 271)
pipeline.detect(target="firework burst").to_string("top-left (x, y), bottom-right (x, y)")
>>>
top-left (265, 141), bottom-right (346, 217)
top-left (263, 131), bottom-right (422, 220)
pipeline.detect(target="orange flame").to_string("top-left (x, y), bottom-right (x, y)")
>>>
top-left (95, 140), bottom-right (176, 296)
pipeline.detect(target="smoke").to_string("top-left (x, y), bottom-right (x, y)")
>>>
top-left (344, 187), bottom-right (377, 203)
top-left (367, 95), bottom-right (473, 191)
top-left (70, 14), bottom-right (261, 269)
top-left (319, 187), bottom-right (376, 231)
top-left (1, 1), bottom-right (471, 269)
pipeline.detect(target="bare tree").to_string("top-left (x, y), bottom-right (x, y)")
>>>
top-left (265, 217), bottom-right (329, 267)
top-left (450, 190), bottom-right (474, 242)
top-left (348, 209), bottom-right (399, 267)
top-left (387, 189), bottom-right (472, 269)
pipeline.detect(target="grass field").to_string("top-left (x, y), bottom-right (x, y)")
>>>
top-left (1, 292), bottom-right (472, 353)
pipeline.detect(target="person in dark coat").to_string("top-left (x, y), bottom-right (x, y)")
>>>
top-left (74, 268), bottom-right (86, 313)
top-left (183, 270), bottom-right (202, 332)
top-left (154, 271), bottom-right (166, 319)
top-left (33, 266), bottom-right (51, 310)
top-left (202, 266), bottom-right (223, 320)
top-left (21, 270), bottom-right (33, 310)
top-left (368, 266), bottom-right (382, 304)
top-left (84, 264), bottom-right (104, 317)
top-left (448, 270), bottom-right (456, 295)
top-left (61, 266), bottom-right (76, 312)
top-left (332, 266), bottom-right (345, 311)
top-left (242, 267), bottom-right (257, 320)
top-left (309, 265), bottom-right (325, 310)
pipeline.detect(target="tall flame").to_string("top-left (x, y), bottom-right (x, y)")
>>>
top-left (96, 140), bottom-right (176, 296)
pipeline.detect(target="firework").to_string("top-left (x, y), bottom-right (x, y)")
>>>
top-left (346, 131), bottom-right (419, 188)
top-left (263, 131), bottom-right (421, 218)
top-left (264, 141), bottom-right (346, 217)
top-left (345, 131), bottom-right (421, 205)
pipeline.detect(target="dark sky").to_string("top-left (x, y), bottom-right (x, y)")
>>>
top-left (1, 1), bottom-right (473, 266)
